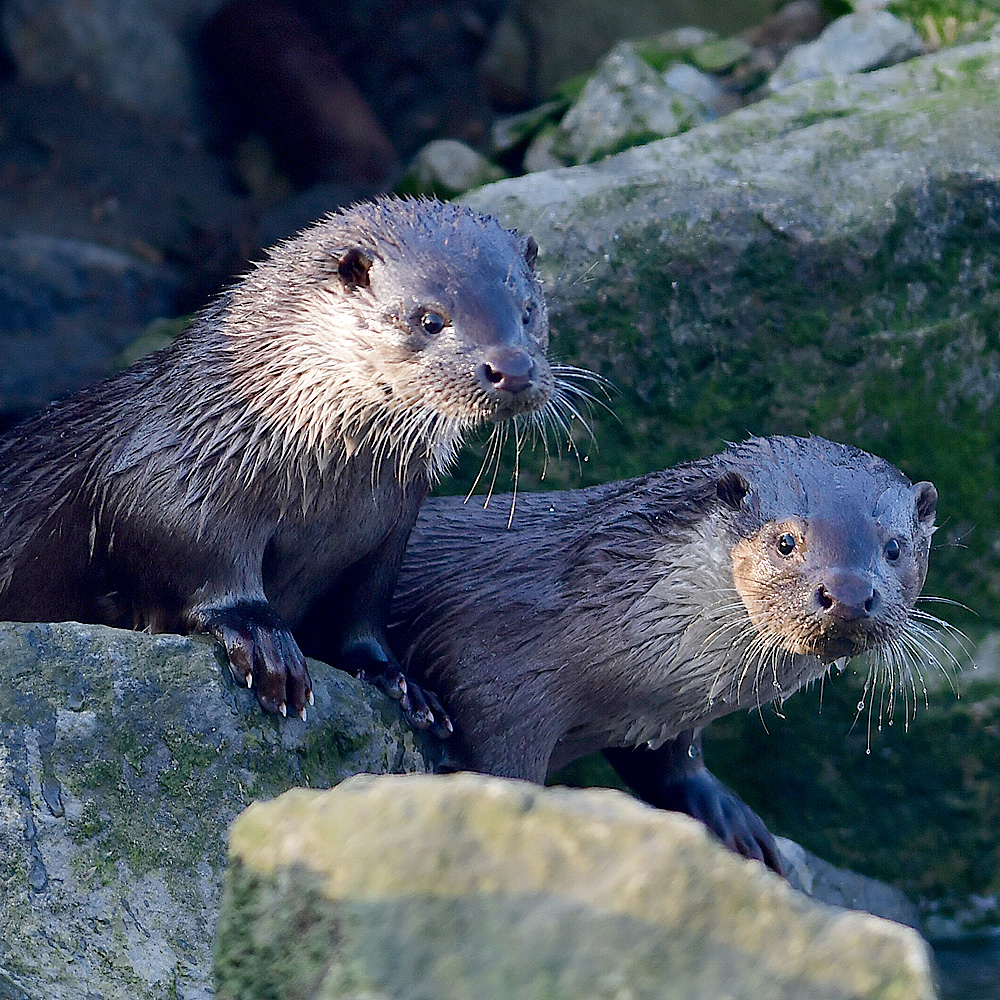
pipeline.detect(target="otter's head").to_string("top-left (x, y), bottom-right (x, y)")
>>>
top-left (715, 436), bottom-right (937, 663)
top-left (322, 198), bottom-right (552, 422)
top-left (240, 197), bottom-right (595, 483)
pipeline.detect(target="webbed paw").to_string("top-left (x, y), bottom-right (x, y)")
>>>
top-left (660, 770), bottom-right (783, 874)
top-left (342, 636), bottom-right (453, 739)
top-left (196, 601), bottom-right (313, 719)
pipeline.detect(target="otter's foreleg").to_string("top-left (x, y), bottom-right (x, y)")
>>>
top-left (329, 507), bottom-right (453, 738)
top-left (604, 730), bottom-right (783, 874)
top-left (189, 600), bottom-right (312, 719)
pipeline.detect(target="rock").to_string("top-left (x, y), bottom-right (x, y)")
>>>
top-left (689, 35), bottom-right (754, 73)
top-left (1, 0), bottom-right (201, 123)
top-left (776, 837), bottom-right (920, 928)
top-left (0, 234), bottom-right (179, 415)
top-left (770, 11), bottom-right (924, 90)
top-left (507, 0), bottom-right (776, 99)
top-left (215, 774), bottom-right (938, 1000)
top-left (459, 34), bottom-right (1000, 633)
top-left (522, 124), bottom-right (567, 174)
top-left (550, 42), bottom-right (705, 165)
top-left (663, 62), bottom-right (724, 114)
top-left (0, 621), bottom-right (441, 1000)
top-left (403, 139), bottom-right (507, 199)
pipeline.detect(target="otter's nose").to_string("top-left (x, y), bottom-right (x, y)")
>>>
top-left (479, 346), bottom-right (534, 394)
top-left (814, 571), bottom-right (877, 622)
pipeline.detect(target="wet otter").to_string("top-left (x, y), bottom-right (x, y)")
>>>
top-left (0, 197), bottom-right (573, 729)
top-left (390, 435), bottom-right (940, 868)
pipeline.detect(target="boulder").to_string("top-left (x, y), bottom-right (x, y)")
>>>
top-left (215, 774), bottom-right (937, 1000)
top-left (0, 621), bottom-right (441, 1000)
top-left (770, 11), bottom-right (924, 91)
top-left (460, 33), bottom-right (1000, 628)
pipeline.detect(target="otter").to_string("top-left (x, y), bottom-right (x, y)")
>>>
top-left (390, 435), bottom-right (940, 869)
top-left (0, 197), bottom-right (573, 730)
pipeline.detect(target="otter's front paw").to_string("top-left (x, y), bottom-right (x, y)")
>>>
top-left (197, 601), bottom-right (313, 719)
top-left (341, 637), bottom-right (453, 739)
top-left (662, 770), bottom-right (783, 874)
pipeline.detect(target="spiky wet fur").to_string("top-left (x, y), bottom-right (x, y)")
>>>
top-left (391, 435), bottom-right (948, 781)
top-left (0, 197), bottom-right (582, 653)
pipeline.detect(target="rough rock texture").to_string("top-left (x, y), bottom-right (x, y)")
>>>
top-left (0, 621), bottom-right (441, 1000)
top-left (215, 775), bottom-right (938, 1000)
top-left (539, 41), bottom-right (705, 165)
top-left (459, 33), bottom-right (1000, 628)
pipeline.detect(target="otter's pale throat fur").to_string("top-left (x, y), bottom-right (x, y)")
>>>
top-left (391, 435), bottom-right (938, 870)
top-left (0, 197), bottom-right (568, 729)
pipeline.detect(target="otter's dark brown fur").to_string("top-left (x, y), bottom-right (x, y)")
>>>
top-left (390, 435), bottom-right (939, 868)
top-left (0, 197), bottom-right (568, 728)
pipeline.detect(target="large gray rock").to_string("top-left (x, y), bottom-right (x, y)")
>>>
top-left (215, 774), bottom-right (937, 1000)
top-left (459, 33), bottom-right (1000, 625)
top-left (0, 621), bottom-right (441, 1000)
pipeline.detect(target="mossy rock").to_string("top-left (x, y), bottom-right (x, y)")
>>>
top-left (0, 621), bottom-right (441, 1000)
top-left (215, 776), bottom-right (937, 1000)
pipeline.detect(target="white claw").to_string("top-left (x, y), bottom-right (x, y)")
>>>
top-left (246, 673), bottom-right (253, 688)
top-left (299, 707), bottom-right (307, 722)
top-left (279, 702), bottom-right (287, 718)
top-left (308, 690), bottom-right (315, 707)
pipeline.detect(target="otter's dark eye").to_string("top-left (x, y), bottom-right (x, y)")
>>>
top-left (776, 533), bottom-right (797, 557)
top-left (522, 302), bottom-right (534, 325)
top-left (420, 311), bottom-right (446, 336)
top-left (884, 538), bottom-right (901, 562)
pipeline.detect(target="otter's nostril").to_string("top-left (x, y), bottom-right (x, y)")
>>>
top-left (483, 364), bottom-right (503, 385)
top-left (816, 586), bottom-right (833, 610)
top-left (864, 595), bottom-right (875, 614)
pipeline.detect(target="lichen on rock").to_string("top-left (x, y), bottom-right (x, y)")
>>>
top-left (215, 775), bottom-right (938, 1000)
top-left (0, 621), bottom-right (441, 1000)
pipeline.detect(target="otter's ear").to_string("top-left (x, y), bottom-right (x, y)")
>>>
top-left (522, 236), bottom-right (539, 270)
top-left (338, 248), bottom-right (372, 289)
top-left (913, 481), bottom-right (938, 524)
top-left (717, 471), bottom-right (751, 510)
